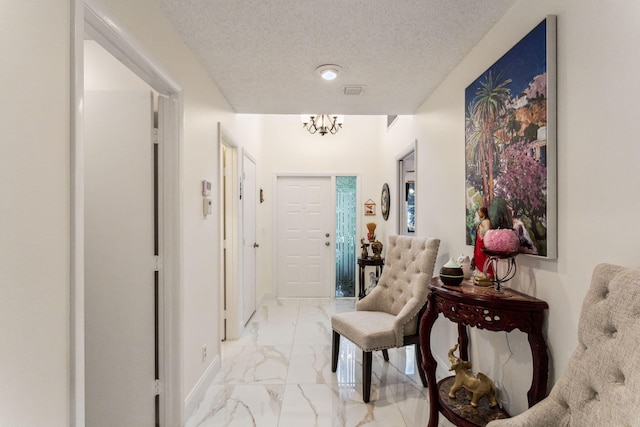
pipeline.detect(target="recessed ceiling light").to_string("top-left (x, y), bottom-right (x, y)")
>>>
top-left (316, 64), bottom-right (342, 81)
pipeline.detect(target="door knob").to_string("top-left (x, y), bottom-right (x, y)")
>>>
top-left (325, 241), bottom-right (330, 246)
top-left (325, 233), bottom-right (330, 237)
top-left (254, 243), bottom-right (260, 248)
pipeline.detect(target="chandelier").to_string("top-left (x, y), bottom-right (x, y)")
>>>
top-left (301, 114), bottom-right (344, 136)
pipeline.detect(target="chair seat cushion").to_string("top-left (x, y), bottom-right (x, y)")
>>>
top-left (331, 311), bottom-right (397, 352)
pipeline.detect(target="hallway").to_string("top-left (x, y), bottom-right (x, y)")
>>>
top-left (185, 297), bottom-right (432, 426)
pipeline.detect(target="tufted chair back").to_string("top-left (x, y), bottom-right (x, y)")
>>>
top-left (330, 235), bottom-right (439, 402)
top-left (331, 236), bottom-right (440, 402)
top-left (488, 263), bottom-right (640, 426)
top-left (356, 235), bottom-right (440, 340)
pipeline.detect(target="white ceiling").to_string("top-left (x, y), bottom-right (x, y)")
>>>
top-left (155, 0), bottom-right (516, 115)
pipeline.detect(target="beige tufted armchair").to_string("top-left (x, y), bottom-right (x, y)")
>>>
top-left (331, 235), bottom-right (440, 402)
top-left (488, 263), bottom-right (640, 427)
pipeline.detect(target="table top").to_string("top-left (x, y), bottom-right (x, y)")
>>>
top-left (429, 277), bottom-right (548, 311)
top-left (357, 257), bottom-right (384, 265)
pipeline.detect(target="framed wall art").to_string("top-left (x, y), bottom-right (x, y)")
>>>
top-left (364, 199), bottom-right (376, 216)
top-left (465, 16), bottom-right (557, 258)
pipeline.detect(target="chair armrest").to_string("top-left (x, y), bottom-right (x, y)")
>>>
top-left (392, 298), bottom-right (422, 346)
top-left (487, 398), bottom-right (569, 427)
top-left (356, 285), bottom-right (384, 312)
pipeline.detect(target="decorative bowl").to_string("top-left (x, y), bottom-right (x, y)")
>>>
top-left (439, 258), bottom-right (464, 286)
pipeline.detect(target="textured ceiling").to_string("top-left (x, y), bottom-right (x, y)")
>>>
top-left (155, 0), bottom-right (516, 115)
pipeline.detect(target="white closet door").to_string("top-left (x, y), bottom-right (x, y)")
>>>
top-left (85, 90), bottom-right (156, 426)
top-left (242, 154), bottom-right (257, 324)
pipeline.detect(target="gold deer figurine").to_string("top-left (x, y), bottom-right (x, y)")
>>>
top-left (448, 344), bottom-right (498, 408)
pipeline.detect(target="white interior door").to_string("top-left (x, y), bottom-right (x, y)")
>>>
top-left (84, 90), bottom-right (156, 426)
top-left (242, 154), bottom-right (257, 324)
top-left (277, 176), bottom-right (333, 297)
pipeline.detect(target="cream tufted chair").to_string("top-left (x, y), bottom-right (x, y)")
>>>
top-left (331, 235), bottom-right (440, 402)
top-left (488, 263), bottom-right (640, 427)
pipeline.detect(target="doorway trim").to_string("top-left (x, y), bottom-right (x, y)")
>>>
top-left (71, 1), bottom-right (183, 425)
top-left (396, 141), bottom-right (417, 235)
top-left (218, 124), bottom-right (242, 340)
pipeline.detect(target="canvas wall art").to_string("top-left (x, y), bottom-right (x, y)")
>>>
top-left (465, 16), bottom-right (557, 258)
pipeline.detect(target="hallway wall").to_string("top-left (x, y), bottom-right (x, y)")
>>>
top-left (96, 0), bottom-right (263, 411)
top-left (1, 0), bottom-right (259, 424)
top-left (384, 0), bottom-right (640, 415)
top-left (0, 2), bottom-right (71, 425)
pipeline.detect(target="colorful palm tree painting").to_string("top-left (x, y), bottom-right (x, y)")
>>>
top-left (465, 18), bottom-right (554, 257)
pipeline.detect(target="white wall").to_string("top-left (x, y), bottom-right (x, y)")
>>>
top-left (378, 115), bottom-right (423, 237)
top-left (1, 0), bottom-right (260, 424)
top-left (385, 0), bottom-right (640, 415)
top-left (84, 40), bottom-right (152, 91)
top-left (96, 0), bottom-right (261, 404)
top-left (256, 115), bottom-right (388, 300)
top-left (0, 2), bottom-right (71, 425)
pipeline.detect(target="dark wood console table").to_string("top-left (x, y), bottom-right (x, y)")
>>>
top-left (419, 278), bottom-right (549, 427)
top-left (356, 257), bottom-right (384, 299)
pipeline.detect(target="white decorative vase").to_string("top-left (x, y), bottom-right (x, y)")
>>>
top-left (457, 255), bottom-right (472, 279)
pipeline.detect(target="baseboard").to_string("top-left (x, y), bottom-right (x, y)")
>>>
top-left (257, 291), bottom-right (273, 306)
top-left (183, 355), bottom-right (220, 422)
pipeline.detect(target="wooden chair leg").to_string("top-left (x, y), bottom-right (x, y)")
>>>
top-left (414, 343), bottom-right (428, 387)
top-left (382, 349), bottom-right (389, 361)
top-left (363, 351), bottom-right (372, 403)
top-left (331, 330), bottom-right (340, 372)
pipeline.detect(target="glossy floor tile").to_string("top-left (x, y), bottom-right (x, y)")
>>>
top-left (185, 297), bottom-right (442, 427)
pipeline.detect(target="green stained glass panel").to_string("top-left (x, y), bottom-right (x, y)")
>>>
top-left (335, 176), bottom-right (356, 297)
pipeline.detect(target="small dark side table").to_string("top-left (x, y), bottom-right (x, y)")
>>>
top-left (420, 278), bottom-right (549, 427)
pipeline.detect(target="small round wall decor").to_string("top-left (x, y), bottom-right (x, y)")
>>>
top-left (381, 183), bottom-right (390, 221)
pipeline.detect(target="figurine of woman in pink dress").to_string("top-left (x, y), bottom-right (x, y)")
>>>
top-left (473, 207), bottom-right (494, 278)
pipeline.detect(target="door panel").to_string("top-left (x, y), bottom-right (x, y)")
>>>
top-left (277, 176), bottom-right (333, 297)
top-left (85, 90), bottom-right (155, 426)
top-left (242, 154), bottom-right (257, 324)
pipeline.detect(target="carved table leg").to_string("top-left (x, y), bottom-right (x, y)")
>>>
top-left (358, 265), bottom-right (365, 299)
top-left (527, 312), bottom-right (549, 406)
top-left (458, 323), bottom-right (469, 361)
top-left (419, 293), bottom-right (440, 427)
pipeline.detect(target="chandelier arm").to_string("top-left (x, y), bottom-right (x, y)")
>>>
top-left (302, 114), bottom-right (343, 136)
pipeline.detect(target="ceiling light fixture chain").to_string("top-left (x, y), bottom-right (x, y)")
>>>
top-left (301, 114), bottom-right (344, 136)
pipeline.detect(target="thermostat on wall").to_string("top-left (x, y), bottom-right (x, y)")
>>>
top-left (202, 180), bottom-right (212, 196)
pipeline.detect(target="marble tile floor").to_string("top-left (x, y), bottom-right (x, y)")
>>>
top-left (185, 297), bottom-right (450, 427)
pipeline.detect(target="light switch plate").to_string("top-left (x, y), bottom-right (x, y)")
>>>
top-left (203, 198), bottom-right (212, 216)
